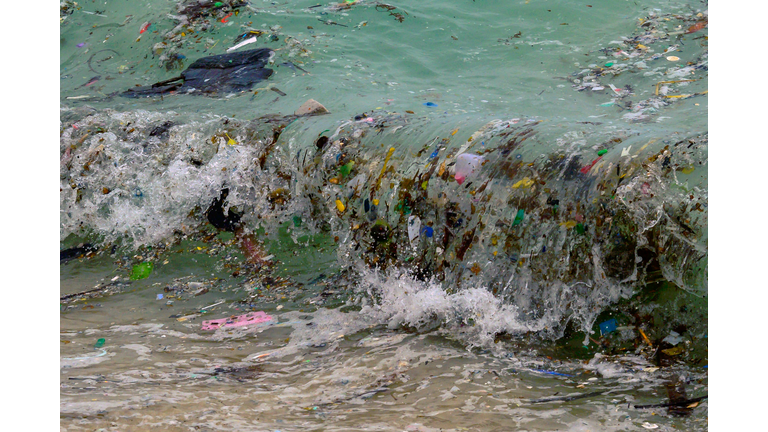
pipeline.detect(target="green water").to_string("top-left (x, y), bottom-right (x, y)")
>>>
top-left (61, 0), bottom-right (707, 127)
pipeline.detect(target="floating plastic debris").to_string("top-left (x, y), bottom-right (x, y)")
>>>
top-left (454, 154), bottom-right (483, 185)
top-left (201, 311), bottom-right (274, 331)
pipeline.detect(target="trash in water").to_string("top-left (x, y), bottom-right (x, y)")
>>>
top-left (661, 345), bottom-right (685, 356)
top-left (423, 226), bottom-right (434, 238)
top-left (454, 154), bottom-right (483, 185)
top-left (512, 209), bottom-right (525, 226)
top-left (201, 311), bottom-right (274, 331)
top-left (335, 199), bottom-right (346, 213)
top-left (423, 102), bottom-right (438, 107)
top-left (227, 36), bottom-right (258, 52)
top-left (599, 318), bottom-right (617, 336)
top-left (408, 215), bottom-right (421, 245)
top-left (130, 262), bottom-right (154, 280)
top-left (157, 293), bottom-right (164, 300)
top-left (512, 177), bottom-right (534, 189)
top-left (121, 49), bottom-right (274, 98)
top-left (579, 156), bottom-right (603, 174)
top-left (686, 20), bottom-right (708, 34)
top-left (662, 331), bottom-right (685, 345)
top-left (94, 338), bottom-right (105, 348)
top-left (295, 99), bottom-right (330, 116)
top-left (529, 369), bottom-right (575, 378)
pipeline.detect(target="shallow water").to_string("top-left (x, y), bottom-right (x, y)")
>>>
top-left (60, 0), bottom-right (708, 430)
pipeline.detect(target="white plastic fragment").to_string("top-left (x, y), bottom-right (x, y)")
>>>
top-left (227, 36), bottom-right (258, 52)
top-left (408, 215), bottom-right (421, 246)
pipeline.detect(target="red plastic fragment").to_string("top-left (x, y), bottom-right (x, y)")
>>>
top-left (579, 156), bottom-right (603, 174)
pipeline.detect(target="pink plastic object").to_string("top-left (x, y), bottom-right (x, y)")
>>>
top-left (201, 311), bottom-right (274, 331)
top-left (454, 153), bottom-right (484, 185)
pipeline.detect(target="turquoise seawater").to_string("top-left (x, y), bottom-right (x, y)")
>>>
top-left (60, 1), bottom-right (708, 430)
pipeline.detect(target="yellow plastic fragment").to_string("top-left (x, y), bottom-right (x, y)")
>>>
top-left (638, 138), bottom-right (657, 153)
top-left (421, 181), bottom-right (429, 190)
top-left (661, 345), bottom-right (685, 356)
top-left (681, 167), bottom-right (694, 174)
top-left (560, 221), bottom-right (578, 229)
top-left (451, 128), bottom-right (459, 136)
top-left (225, 133), bottom-right (236, 145)
top-left (374, 147), bottom-right (396, 189)
top-left (335, 200), bottom-right (346, 213)
top-left (638, 328), bottom-right (653, 347)
top-left (512, 177), bottom-right (534, 189)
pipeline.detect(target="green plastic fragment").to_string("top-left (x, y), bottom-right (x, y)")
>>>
top-left (604, 62), bottom-right (614, 67)
top-left (130, 262), bottom-right (154, 280)
top-left (395, 199), bottom-right (412, 215)
top-left (512, 209), bottom-right (525, 226)
top-left (339, 162), bottom-right (354, 178)
top-left (214, 2), bottom-right (223, 7)
top-left (597, 149), bottom-right (608, 156)
top-left (94, 338), bottom-right (105, 348)
top-left (293, 215), bottom-right (302, 227)
top-left (576, 223), bottom-right (585, 234)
